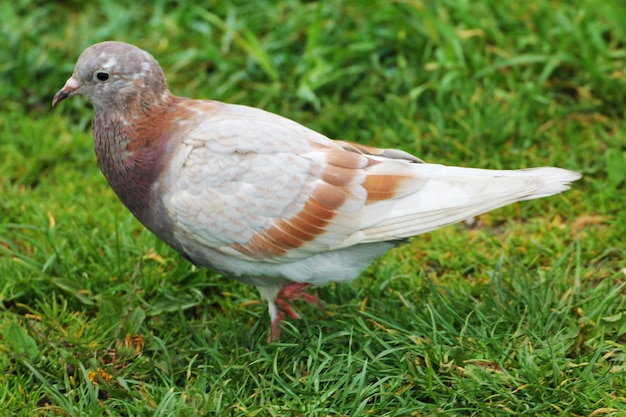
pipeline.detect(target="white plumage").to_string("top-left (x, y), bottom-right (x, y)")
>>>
top-left (52, 41), bottom-right (581, 340)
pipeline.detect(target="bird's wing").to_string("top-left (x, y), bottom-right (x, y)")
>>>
top-left (161, 100), bottom-right (580, 268)
top-left (160, 101), bottom-right (426, 265)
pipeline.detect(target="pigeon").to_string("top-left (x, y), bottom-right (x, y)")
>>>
top-left (53, 41), bottom-right (581, 340)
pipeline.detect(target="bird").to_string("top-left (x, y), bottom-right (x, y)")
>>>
top-left (53, 41), bottom-right (581, 341)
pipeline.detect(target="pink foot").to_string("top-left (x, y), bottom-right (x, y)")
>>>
top-left (268, 283), bottom-right (323, 341)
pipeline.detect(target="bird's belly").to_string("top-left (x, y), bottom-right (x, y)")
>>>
top-left (175, 238), bottom-right (396, 288)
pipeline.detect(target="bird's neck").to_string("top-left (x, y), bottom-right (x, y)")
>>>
top-left (92, 94), bottom-right (176, 223)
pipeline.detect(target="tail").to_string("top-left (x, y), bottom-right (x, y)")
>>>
top-left (360, 165), bottom-right (581, 242)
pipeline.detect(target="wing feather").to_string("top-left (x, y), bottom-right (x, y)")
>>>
top-left (161, 100), bottom-right (579, 276)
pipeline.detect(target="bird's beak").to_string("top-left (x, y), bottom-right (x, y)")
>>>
top-left (52, 77), bottom-right (80, 107)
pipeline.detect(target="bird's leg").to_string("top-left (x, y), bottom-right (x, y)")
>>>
top-left (275, 283), bottom-right (321, 319)
top-left (268, 283), bottom-right (323, 341)
top-left (269, 309), bottom-right (285, 342)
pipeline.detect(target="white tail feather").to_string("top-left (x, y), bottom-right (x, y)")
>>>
top-left (360, 165), bottom-right (581, 242)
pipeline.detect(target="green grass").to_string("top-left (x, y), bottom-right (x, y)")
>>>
top-left (1, 0), bottom-right (625, 415)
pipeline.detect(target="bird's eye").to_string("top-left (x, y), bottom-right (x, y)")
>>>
top-left (95, 71), bottom-right (110, 82)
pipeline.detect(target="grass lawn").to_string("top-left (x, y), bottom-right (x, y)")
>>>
top-left (1, 0), bottom-right (625, 415)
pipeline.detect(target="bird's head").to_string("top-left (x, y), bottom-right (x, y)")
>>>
top-left (52, 41), bottom-right (169, 111)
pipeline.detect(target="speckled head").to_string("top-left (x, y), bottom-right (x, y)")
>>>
top-left (52, 41), bottom-right (169, 110)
